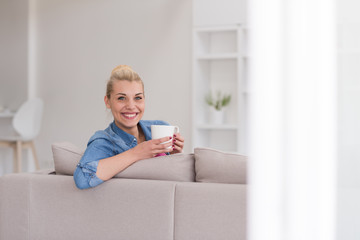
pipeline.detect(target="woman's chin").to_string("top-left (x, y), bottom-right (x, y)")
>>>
top-left (116, 119), bottom-right (139, 129)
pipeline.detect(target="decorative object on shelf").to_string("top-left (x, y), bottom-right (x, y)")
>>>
top-left (205, 91), bottom-right (231, 111)
top-left (205, 91), bottom-right (231, 124)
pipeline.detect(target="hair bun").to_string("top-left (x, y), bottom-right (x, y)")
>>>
top-left (111, 65), bottom-right (133, 74)
top-left (106, 64), bottom-right (144, 98)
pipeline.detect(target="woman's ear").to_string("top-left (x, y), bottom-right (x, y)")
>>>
top-left (104, 96), bottom-right (111, 109)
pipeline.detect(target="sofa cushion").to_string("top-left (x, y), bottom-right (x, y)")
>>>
top-left (194, 147), bottom-right (247, 184)
top-left (51, 142), bottom-right (195, 182)
top-left (114, 153), bottom-right (195, 182)
top-left (174, 182), bottom-right (247, 240)
top-left (52, 142), bottom-right (84, 176)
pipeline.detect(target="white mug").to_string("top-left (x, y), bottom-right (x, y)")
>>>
top-left (151, 125), bottom-right (180, 145)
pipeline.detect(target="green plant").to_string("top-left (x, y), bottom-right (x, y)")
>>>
top-left (205, 91), bottom-right (231, 111)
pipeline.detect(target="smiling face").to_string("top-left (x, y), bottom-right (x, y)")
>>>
top-left (105, 80), bottom-right (145, 135)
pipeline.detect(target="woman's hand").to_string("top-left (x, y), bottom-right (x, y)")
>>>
top-left (130, 136), bottom-right (174, 160)
top-left (96, 136), bottom-right (173, 181)
top-left (171, 132), bottom-right (185, 154)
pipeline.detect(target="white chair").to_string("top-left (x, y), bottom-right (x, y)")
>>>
top-left (0, 98), bottom-right (44, 172)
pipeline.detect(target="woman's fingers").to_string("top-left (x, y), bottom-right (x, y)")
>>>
top-left (133, 136), bottom-right (174, 160)
top-left (148, 134), bottom-right (185, 156)
top-left (151, 143), bottom-right (173, 157)
top-left (174, 133), bottom-right (184, 146)
top-left (171, 133), bottom-right (184, 154)
top-left (172, 144), bottom-right (182, 153)
top-left (174, 133), bottom-right (184, 143)
top-left (173, 137), bottom-right (184, 147)
top-left (153, 136), bottom-right (173, 145)
top-left (152, 137), bottom-right (173, 152)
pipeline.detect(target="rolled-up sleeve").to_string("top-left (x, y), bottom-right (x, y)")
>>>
top-left (74, 161), bottom-right (104, 189)
top-left (73, 138), bottom-right (114, 190)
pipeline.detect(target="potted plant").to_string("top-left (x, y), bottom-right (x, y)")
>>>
top-left (205, 91), bottom-right (231, 124)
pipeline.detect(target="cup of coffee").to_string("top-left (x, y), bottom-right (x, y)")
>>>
top-left (151, 125), bottom-right (180, 146)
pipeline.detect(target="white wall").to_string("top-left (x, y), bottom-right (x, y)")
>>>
top-left (31, 0), bottom-right (192, 168)
top-left (0, 0), bottom-right (30, 175)
top-left (0, 0), bottom-right (28, 111)
top-left (0, 0), bottom-right (192, 173)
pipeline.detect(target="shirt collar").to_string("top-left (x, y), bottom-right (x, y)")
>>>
top-left (138, 120), bottom-right (152, 141)
top-left (110, 120), bottom-right (152, 145)
top-left (110, 121), bottom-right (137, 146)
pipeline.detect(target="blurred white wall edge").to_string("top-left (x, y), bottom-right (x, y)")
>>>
top-left (336, 0), bottom-right (360, 239)
top-left (248, 0), bottom-right (337, 239)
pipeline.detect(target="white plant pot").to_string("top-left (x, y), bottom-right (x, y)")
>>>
top-left (209, 108), bottom-right (225, 125)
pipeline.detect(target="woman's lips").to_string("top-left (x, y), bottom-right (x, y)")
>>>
top-left (121, 113), bottom-right (138, 120)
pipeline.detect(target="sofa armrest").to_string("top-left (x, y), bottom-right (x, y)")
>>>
top-left (0, 173), bottom-right (177, 240)
top-left (0, 173), bottom-right (33, 240)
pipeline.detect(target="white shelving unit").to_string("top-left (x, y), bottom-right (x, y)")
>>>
top-left (192, 24), bottom-right (247, 154)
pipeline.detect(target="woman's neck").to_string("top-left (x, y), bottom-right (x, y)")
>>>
top-left (114, 121), bottom-right (141, 140)
top-left (136, 124), bottom-right (146, 143)
top-left (114, 122), bottom-right (145, 143)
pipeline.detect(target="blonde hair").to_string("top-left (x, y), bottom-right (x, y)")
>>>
top-left (106, 65), bottom-right (144, 99)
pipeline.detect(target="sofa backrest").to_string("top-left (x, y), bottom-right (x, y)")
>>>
top-left (195, 147), bottom-right (247, 184)
top-left (0, 173), bottom-right (246, 240)
top-left (51, 142), bottom-right (247, 184)
top-left (52, 142), bottom-right (195, 182)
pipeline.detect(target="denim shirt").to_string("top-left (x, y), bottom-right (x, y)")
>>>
top-left (73, 120), bottom-right (169, 189)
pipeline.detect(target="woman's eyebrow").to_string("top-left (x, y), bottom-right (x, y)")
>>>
top-left (115, 93), bottom-right (143, 96)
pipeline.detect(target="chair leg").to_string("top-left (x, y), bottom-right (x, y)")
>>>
top-left (11, 143), bottom-right (17, 172)
top-left (30, 141), bottom-right (40, 170)
top-left (14, 140), bottom-right (22, 173)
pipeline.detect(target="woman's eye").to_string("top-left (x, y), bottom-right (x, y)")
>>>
top-left (118, 97), bottom-right (125, 100)
top-left (135, 96), bottom-right (143, 100)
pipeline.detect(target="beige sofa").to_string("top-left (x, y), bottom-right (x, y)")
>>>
top-left (0, 143), bottom-right (247, 240)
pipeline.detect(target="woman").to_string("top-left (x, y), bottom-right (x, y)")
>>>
top-left (74, 65), bottom-right (185, 189)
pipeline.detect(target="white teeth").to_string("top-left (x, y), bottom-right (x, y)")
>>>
top-left (124, 113), bottom-right (136, 118)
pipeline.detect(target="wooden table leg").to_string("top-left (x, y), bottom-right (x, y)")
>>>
top-left (15, 140), bottom-right (22, 173)
top-left (30, 141), bottom-right (40, 170)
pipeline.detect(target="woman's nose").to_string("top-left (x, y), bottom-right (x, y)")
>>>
top-left (125, 100), bottom-right (135, 109)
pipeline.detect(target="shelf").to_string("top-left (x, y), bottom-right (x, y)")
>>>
top-left (194, 25), bottom-right (242, 33)
top-left (196, 53), bottom-right (240, 60)
top-left (192, 22), bottom-right (247, 153)
top-left (196, 124), bottom-right (239, 130)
